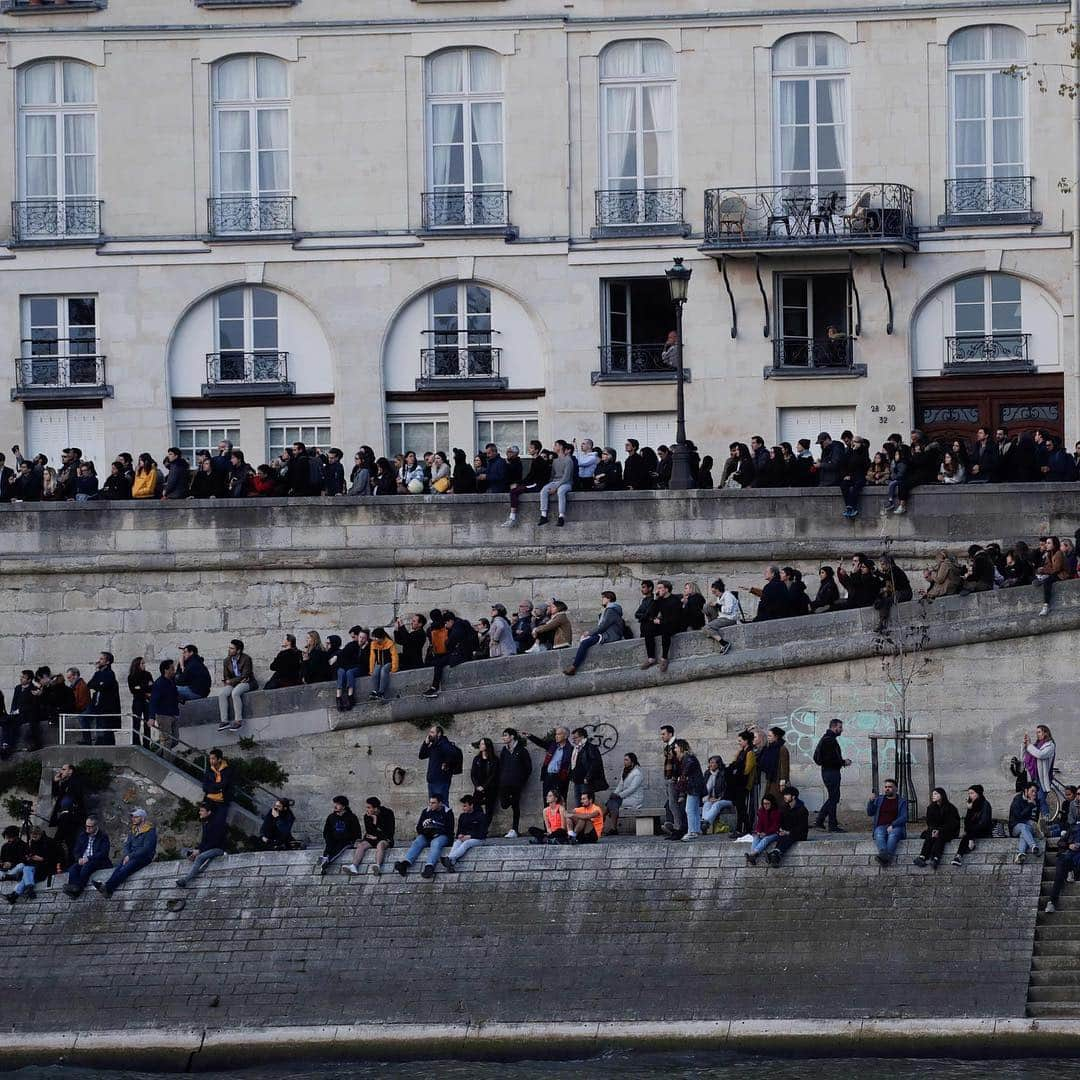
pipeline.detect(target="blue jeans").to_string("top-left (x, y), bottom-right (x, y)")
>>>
top-left (702, 799), bottom-right (734, 826)
top-left (750, 832), bottom-right (779, 856)
top-left (685, 794), bottom-right (702, 834)
top-left (336, 667), bottom-right (362, 694)
top-left (873, 825), bottom-right (906, 861)
top-left (1012, 822), bottom-right (1038, 854)
top-left (176, 685), bottom-right (203, 703)
top-left (371, 663), bottom-right (392, 697)
top-left (540, 481), bottom-right (572, 518)
top-left (103, 855), bottom-right (152, 893)
top-left (404, 833), bottom-right (449, 868)
top-left (427, 780), bottom-right (451, 806)
top-left (1036, 787), bottom-right (1051, 820)
top-left (7, 863), bottom-right (38, 894)
top-left (446, 837), bottom-right (483, 864)
top-left (572, 633), bottom-right (601, 670)
top-left (65, 857), bottom-right (111, 892)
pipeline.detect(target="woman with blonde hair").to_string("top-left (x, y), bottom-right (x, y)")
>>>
top-left (681, 582), bottom-right (706, 631)
top-left (301, 630), bottom-right (331, 684)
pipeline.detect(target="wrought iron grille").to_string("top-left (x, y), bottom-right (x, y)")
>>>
top-left (11, 199), bottom-right (101, 241)
top-left (772, 336), bottom-right (855, 371)
top-left (14, 350), bottom-right (105, 390)
top-left (598, 344), bottom-right (678, 375)
top-left (206, 351), bottom-right (289, 384)
top-left (594, 188), bottom-right (685, 227)
top-left (2, 1), bottom-right (107, 10)
top-left (208, 196), bottom-right (295, 235)
top-left (945, 334), bottom-right (1031, 368)
top-left (419, 345), bottom-right (501, 381)
top-left (703, 183), bottom-right (916, 246)
top-left (421, 190), bottom-right (510, 229)
top-left (944, 177), bottom-right (1033, 215)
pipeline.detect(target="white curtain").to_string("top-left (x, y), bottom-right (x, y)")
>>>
top-left (468, 49), bottom-right (501, 93)
top-left (21, 62), bottom-right (56, 106)
top-left (62, 62), bottom-right (94, 105)
top-left (642, 84), bottom-right (673, 185)
top-left (948, 28), bottom-right (984, 63)
top-left (431, 103), bottom-right (463, 188)
top-left (953, 74), bottom-right (985, 173)
top-left (24, 115), bottom-right (57, 198)
top-left (217, 111), bottom-right (251, 193)
top-left (256, 109), bottom-right (289, 192)
top-left (641, 40), bottom-right (675, 76)
top-left (601, 41), bottom-right (639, 78)
top-left (816, 79), bottom-right (846, 180)
top-left (63, 114), bottom-right (95, 196)
top-left (469, 102), bottom-right (502, 187)
top-left (214, 57), bottom-right (250, 103)
top-left (255, 57), bottom-right (288, 100)
top-left (604, 86), bottom-right (637, 186)
top-left (992, 73), bottom-right (1022, 168)
top-left (778, 81), bottom-right (809, 180)
top-left (429, 50), bottom-right (464, 95)
top-left (990, 25), bottom-right (1025, 62)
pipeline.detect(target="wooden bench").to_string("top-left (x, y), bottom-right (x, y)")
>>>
top-left (619, 805), bottom-right (739, 837)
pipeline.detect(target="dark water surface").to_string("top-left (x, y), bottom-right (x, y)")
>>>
top-left (9, 1054), bottom-right (1078, 1079)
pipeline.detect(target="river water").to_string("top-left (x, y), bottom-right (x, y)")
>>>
top-left (10, 1054), bottom-right (1077, 1079)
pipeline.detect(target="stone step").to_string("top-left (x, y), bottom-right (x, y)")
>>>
top-left (1027, 987), bottom-right (1080, 1003)
top-left (1028, 970), bottom-right (1080, 986)
top-left (1026, 1003), bottom-right (1080, 1018)
top-left (1028, 924), bottom-right (1080, 942)
top-left (1033, 940), bottom-right (1080, 956)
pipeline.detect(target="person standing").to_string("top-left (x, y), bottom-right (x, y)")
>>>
top-left (758, 726), bottom-right (790, 805)
top-left (640, 579), bottom-right (682, 673)
top-left (812, 718), bottom-right (851, 832)
top-left (498, 728), bottom-right (533, 838)
top-left (726, 730), bottom-right (757, 837)
top-left (470, 737), bottom-right (501, 825)
top-left (215, 639), bottom-right (256, 733)
top-left (49, 763), bottom-right (85, 862)
top-left (673, 739), bottom-right (706, 841)
top-left (127, 657), bottom-right (153, 748)
top-left (867, 778), bottom-right (908, 866)
top-left (202, 748), bottom-right (234, 807)
top-left (659, 725), bottom-right (683, 838)
top-left (82, 652), bottom-right (121, 747)
top-left (149, 659), bottom-right (181, 749)
top-left (568, 727), bottom-right (608, 804)
top-left (419, 725), bottom-right (456, 805)
top-left (1023, 725), bottom-right (1057, 819)
top-left (524, 726), bottom-right (572, 807)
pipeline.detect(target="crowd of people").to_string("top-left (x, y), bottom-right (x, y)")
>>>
top-left (0, 425), bottom-right (1074, 518)
top-left (4, 721), bottom-right (1074, 907)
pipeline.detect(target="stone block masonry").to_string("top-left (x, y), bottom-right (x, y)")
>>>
top-left (0, 839), bottom-right (1041, 1062)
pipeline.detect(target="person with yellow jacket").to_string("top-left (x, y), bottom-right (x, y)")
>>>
top-left (369, 628), bottom-right (399, 702)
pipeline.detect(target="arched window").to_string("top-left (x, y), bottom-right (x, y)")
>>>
top-left (210, 286), bottom-right (286, 384)
top-left (947, 26), bottom-right (1026, 214)
top-left (772, 33), bottom-right (849, 190)
top-left (16, 60), bottom-right (98, 239)
top-left (425, 48), bottom-right (505, 227)
top-left (599, 40), bottom-right (677, 225)
top-left (210, 55), bottom-right (291, 233)
top-left (425, 282), bottom-right (495, 378)
top-left (951, 272), bottom-right (1025, 363)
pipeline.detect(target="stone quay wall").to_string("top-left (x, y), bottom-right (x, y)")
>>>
top-left (0, 840), bottom-right (1042, 1069)
top-left (0, 484), bottom-right (1077, 696)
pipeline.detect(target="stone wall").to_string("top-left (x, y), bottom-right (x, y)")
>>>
top-left (0, 840), bottom-right (1042, 1062)
top-left (0, 486), bottom-right (1077, 697)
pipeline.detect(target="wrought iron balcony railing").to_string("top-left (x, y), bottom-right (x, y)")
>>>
top-left (772, 336), bottom-right (855, 371)
top-left (703, 183), bottom-right (916, 249)
top-left (597, 343), bottom-right (680, 378)
top-left (945, 333), bottom-right (1031, 370)
top-left (421, 190), bottom-right (510, 229)
top-left (206, 350), bottom-right (289, 385)
top-left (11, 199), bottom-right (101, 241)
top-left (2, 1), bottom-right (107, 11)
top-left (419, 344), bottom-right (502, 382)
top-left (595, 188), bottom-right (685, 228)
top-left (14, 351), bottom-right (106, 392)
top-left (208, 195), bottom-right (295, 235)
top-left (944, 176), bottom-right (1034, 216)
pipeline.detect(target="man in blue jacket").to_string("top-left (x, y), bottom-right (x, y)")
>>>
top-left (867, 778), bottom-right (908, 865)
top-left (418, 724), bottom-right (455, 804)
top-left (440, 793), bottom-right (488, 872)
top-left (478, 444), bottom-right (511, 494)
top-left (176, 801), bottom-right (229, 888)
top-left (63, 815), bottom-right (112, 897)
top-left (394, 795), bottom-right (454, 880)
top-left (80, 651), bottom-right (121, 747)
top-left (93, 808), bottom-right (157, 897)
top-left (563, 591), bottom-right (624, 676)
top-left (149, 659), bottom-right (181, 749)
top-left (176, 644), bottom-right (211, 704)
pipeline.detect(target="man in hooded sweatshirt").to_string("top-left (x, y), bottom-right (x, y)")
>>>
top-left (564, 591), bottom-right (625, 676)
top-left (93, 808), bottom-right (157, 897)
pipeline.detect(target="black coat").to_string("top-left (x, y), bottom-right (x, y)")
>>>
top-left (569, 740), bottom-right (608, 792)
top-left (780, 799), bottom-right (810, 841)
top-left (817, 442), bottom-right (849, 487)
top-left (753, 578), bottom-right (789, 621)
top-left (623, 453), bottom-right (652, 490)
top-left (498, 741), bottom-right (533, 792)
top-left (394, 627), bottom-right (426, 670)
top-left (681, 593), bottom-right (706, 631)
top-left (470, 753), bottom-right (500, 795)
top-left (322, 809), bottom-right (361, 846)
top-left (922, 800), bottom-right (961, 842)
top-left (86, 666), bottom-right (121, 715)
top-left (361, 806), bottom-right (395, 844)
top-left (647, 594), bottom-right (683, 632)
top-left (962, 796), bottom-right (994, 838)
top-left (301, 647), bottom-right (332, 684)
top-left (813, 730), bottom-right (845, 771)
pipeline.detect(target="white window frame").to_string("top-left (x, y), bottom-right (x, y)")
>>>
top-left (16, 59), bottom-right (98, 237)
top-left (952, 272), bottom-right (1023, 337)
top-left (947, 26), bottom-right (1027, 192)
top-left (386, 416), bottom-right (450, 458)
top-left (19, 294), bottom-right (99, 387)
top-left (771, 33), bottom-right (850, 191)
top-left (214, 286), bottom-right (282, 380)
top-left (425, 47), bottom-right (505, 224)
top-left (211, 55), bottom-right (292, 232)
top-left (176, 422), bottom-right (242, 459)
top-left (427, 282), bottom-right (494, 378)
top-left (267, 419), bottom-right (331, 461)
top-left (598, 40), bottom-right (678, 214)
top-left (475, 414), bottom-right (539, 454)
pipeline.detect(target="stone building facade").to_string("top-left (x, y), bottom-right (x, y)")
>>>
top-left (0, 0), bottom-right (1074, 466)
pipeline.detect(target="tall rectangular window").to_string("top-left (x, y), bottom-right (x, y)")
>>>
top-left (267, 421), bottom-right (331, 460)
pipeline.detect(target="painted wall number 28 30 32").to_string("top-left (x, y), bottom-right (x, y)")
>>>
top-left (870, 404), bottom-right (897, 424)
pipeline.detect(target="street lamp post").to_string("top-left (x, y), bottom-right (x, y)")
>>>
top-left (665, 256), bottom-right (694, 490)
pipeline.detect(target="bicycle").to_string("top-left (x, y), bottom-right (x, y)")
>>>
top-left (1008, 756), bottom-right (1065, 825)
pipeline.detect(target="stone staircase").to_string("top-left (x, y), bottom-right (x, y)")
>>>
top-left (1027, 847), bottom-right (1080, 1018)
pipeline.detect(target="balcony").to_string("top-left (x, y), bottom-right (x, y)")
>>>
top-left (417, 336), bottom-right (506, 392)
top-left (592, 343), bottom-right (689, 385)
top-left (766, 336), bottom-right (866, 379)
top-left (195, 1), bottom-right (298, 7)
top-left (208, 196), bottom-right (295, 237)
top-left (944, 334), bottom-right (1033, 374)
top-left (419, 190), bottom-right (516, 238)
top-left (2, 1), bottom-right (107, 12)
top-left (702, 183), bottom-right (917, 254)
top-left (203, 351), bottom-right (294, 398)
top-left (11, 199), bottom-right (101, 244)
top-left (592, 188), bottom-right (689, 239)
top-left (12, 347), bottom-right (110, 402)
top-left (940, 177), bottom-right (1040, 227)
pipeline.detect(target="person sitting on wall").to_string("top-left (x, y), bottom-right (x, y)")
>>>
top-left (527, 790), bottom-right (570, 845)
top-left (317, 795), bottom-right (362, 876)
top-left (62, 816), bottom-right (111, 898)
top-left (766, 786), bottom-right (809, 867)
top-left (1008, 782), bottom-right (1041, 864)
top-left (563, 591), bottom-right (625, 677)
top-left (640, 579), bottom-right (683, 672)
top-left (259, 798), bottom-right (296, 851)
top-left (867, 778), bottom-right (908, 866)
top-left (567, 790), bottom-right (604, 844)
top-left (344, 796), bottom-right (396, 877)
top-left (175, 643), bottom-right (212, 703)
top-left (749, 565), bottom-right (789, 622)
top-left (744, 793), bottom-right (782, 866)
top-left (202, 747), bottom-right (234, 807)
top-left (265, 635), bottom-right (303, 690)
top-left (394, 794), bottom-right (455, 880)
top-left (913, 787), bottom-right (961, 869)
top-left (93, 808), bottom-right (157, 898)
top-left (952, 785), bottom-right (994, 867)
top-left (175, 800), bottom-right (229, 888)
top-left (440, 793), bottom-right (489, 872)
top-left (3, 826), bottom-right (59, 904)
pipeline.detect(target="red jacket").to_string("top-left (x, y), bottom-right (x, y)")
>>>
top-left (754, 805), bottom-right (782, 835)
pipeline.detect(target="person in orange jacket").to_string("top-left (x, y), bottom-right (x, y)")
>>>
top-left (368, 628), bottom-right (399, 702)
